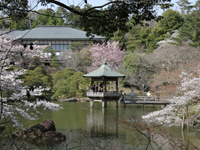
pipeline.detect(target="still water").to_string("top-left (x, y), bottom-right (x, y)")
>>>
top-left (19, 102), bottom-right (200, 149)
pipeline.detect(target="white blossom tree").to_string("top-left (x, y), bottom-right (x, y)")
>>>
top-left (142, 71), bottom-right (200, 129)
top-left (0, 34), bottom-right (61, 128)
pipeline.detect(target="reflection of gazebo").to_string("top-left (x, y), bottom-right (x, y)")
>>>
top-left (83, 61), bottom-right (126, 108)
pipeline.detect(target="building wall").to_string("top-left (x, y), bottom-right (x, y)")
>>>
top-left (22, 40), bottom-right (92, 52)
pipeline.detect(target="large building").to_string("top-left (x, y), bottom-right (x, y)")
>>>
top-left (9, 25), bottom-right (105, 56)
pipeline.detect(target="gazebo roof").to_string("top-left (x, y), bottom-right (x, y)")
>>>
top-left (83, 62), bottom-right (126, 78)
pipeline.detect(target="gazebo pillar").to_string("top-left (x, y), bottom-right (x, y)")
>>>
top-left (102, 99), bottom-right (107, 108)
top-left (116, 79), bottom-right (118, 92)
top-left (90, 100), bottom-right (94, 108)
top-left (115, 100), bottom-right (118, 108)
top-left (104, 80), bottom-right (107, 92)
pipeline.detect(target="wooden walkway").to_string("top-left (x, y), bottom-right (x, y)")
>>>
top-left (121, 95), bottom-right (171, 107)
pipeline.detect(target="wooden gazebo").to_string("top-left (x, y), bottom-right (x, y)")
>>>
top-left (83, 61), bottom-right (126, 108)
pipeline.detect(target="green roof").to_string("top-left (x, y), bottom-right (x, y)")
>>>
top-left (83, 62), bottom-right (126, 78)
top-left (9, 26), bottom-right (105, 40)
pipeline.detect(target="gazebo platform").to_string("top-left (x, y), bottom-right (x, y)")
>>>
top-left (86, 91), bottom-right (121, 98)
top-left (86, 91), bottom-right (122, 108)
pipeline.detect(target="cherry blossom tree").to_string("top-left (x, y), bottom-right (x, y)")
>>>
top-left (0, 34), bottom-right (61, 128)
top-left (87, 41), bottom-right (124, 72)
top-left (142, 71), bottom-right (200, 130)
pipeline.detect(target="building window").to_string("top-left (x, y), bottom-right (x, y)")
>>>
top-left (51, 44), bottom-right (70, 51)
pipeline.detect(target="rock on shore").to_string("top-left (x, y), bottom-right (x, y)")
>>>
top-left (12, 120), bottom-right (66, 143)
top-left (58, 97), bottom-right (89, 102)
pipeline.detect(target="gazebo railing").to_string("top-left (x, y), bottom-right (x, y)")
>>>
top-left (87, 91), bottom-right (121, 97)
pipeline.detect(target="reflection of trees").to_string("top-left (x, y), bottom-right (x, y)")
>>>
top-left (87, 107), bottom-right (120, 138)
top-left (81, 108), bottom-right (128, 150)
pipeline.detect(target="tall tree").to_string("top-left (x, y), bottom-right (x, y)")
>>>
top-left (88, 41), bottom-right (124, 73)
top-left (177, 0), bottom-right (193, 15)
top-left (157, 9), bottom-right (184, 33)
top-left (0, 0), bottom-right (28, 21)
top-left (121, 52), bottom-right (157, 91)
top-left (111, 29), bottom-right (128, 49)
top-left (1, 0), bottom-right (172, 36)
top-left (66, 5), bottom-right (92, 30)
top-left (126, 25), bottom-right (151, 52)
top-left (146, 26), bottom-right (168, 50)
top-left (146, 9), bottom-right (183, 50)
top-left (178, 9), bottom-right (200, 47)
top-left (32, 8), bottom-right (65, 27)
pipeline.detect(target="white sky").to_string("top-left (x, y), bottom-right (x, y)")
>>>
top-left (70, 0), bottom-right (196, 7)
top-left (32, 0), bottom-right (197, 15)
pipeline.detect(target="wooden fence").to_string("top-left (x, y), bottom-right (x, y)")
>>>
top-left (121, 95), bottom-right (171, 107)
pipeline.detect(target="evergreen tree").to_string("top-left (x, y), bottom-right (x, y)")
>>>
top-left (177, 0), bottom-right (193, 15)
top-left (158, 9), bottom-right (184, 33)
top-left (146, 9), bottom-right (183, 50)
top-left (126, 26), bottom-right (151, 52)
top-left (110, 29), bottom-right (127, 49)
top-left (44, 47), bottom-right (60, 68)
top-left (51, 56), bottom-right (60, 68)
top-left (66, 5), bottom-right (87, 29)
top-left (9, 20), bottom-right (29, 30)
top-left (51, 68), bottom-right (89, 99)
top-left (179, 11), bottom-right (200, 47)
top-left (21, 67), bottom-right (53, 89)
top-left (32, 8), bottom-right (65, 28)
top-left (146, 27), bottom-right (168, 50)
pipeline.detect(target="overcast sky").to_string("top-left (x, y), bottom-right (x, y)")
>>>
top-left (88, 0), bottom-right (197, 15)
top-left (33, 0), bottom-right (197, 16)
top-left (75, 0), bottom-right (197, 7)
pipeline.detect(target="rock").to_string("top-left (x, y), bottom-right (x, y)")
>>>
top-left (12, 120), bottom-right (66, 143)
top-left (58, 98), bottom-right (77, 102)
top-left (79, 98), bottom-right (89, 102)
top-left (27, 119), bottom-right (56, 133)
top-left (58, 97), bottom-right (90, 102)
top-left (12, 131), bottom-right (24, 138)
top-left (42, 131), bottom-right (66, 142)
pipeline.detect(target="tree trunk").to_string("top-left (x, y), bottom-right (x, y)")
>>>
top-left (181, 107), bottom-right (185, 131)
top-left (186, 105), bottom-right (189, 149)
top-left (0, 89), bottom-right (3, 120)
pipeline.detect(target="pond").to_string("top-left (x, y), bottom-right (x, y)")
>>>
top-left (17, 102), bottom-right (200, 149)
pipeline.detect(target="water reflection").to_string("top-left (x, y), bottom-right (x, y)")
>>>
top-left (87, 108), bottom-right (119, 138)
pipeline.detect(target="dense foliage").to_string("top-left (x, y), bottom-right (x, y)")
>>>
top-left (158, 9), bottom-right (184, 33)
top-left (32, 8), bottom-right (66, 28)
top-left (179, 11), bottom-right (200, 47)
top-left (51, 68), bottom-right (90, 99)
top-left (20, 67), bottom-right (53, 97)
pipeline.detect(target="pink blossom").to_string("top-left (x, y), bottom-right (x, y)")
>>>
top-left (88, 41), bottom-right (124, 72)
